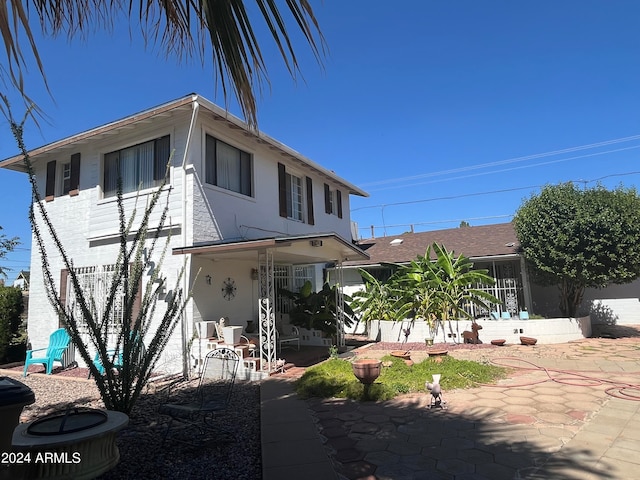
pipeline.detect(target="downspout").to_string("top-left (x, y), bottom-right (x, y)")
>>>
top-left (181, 97), bottom-right (199, 378)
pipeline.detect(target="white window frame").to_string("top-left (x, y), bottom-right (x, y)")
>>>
top-left (205, 134), bottom-right (253, 197)
top-left (103, 135), bottom-right (170, 198)
top-left (274, 264), bottom-right (316, 314)
top-left (286, 172), bottom-right (304, 222)
top-left (328, 189), bottom-right (337, 215)
top-left (61, 162), bottom-right (71, 195)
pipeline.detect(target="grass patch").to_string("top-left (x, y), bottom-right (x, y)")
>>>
top-left (295, 355), bottom-right (507, 402)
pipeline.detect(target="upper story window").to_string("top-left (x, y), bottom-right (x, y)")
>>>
top-left (278, 163), bottom-right (314, 225)
top-left (62, 163), bottom-right (71, 195)
top-left (324, 183), bottom-right (343, 218)
top-left (286, 172), bottom-right (304, 221)
top-left (205, 134), bottom-right (252, 196)
top-left (103, 135), bottom-right (170, 198)
top-left (45, 152), bottom-right (81, 201)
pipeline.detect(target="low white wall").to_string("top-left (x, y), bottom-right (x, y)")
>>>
top-left (368, 316), bottom-right (592, 345)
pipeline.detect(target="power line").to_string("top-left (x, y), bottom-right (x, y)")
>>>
top-left (366, 146), bottom-right (640, 192)
top-left (353, 171), bottom-right (640, 212)
top-left (358, 215), bottom-right (514, 235)
top-left (359, 134), bottom-right (640, 188)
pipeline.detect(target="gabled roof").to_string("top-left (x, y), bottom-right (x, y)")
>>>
top-left (345, 222), bottom-right (520, 266)
top-left (0, 94), bottom-right (368, 197)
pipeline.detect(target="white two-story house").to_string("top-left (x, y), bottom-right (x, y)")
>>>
top-left (0, 94), bottom-right (369, 376)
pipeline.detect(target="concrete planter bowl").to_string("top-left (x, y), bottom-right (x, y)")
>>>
top-left (351, 359), bottom-right (382, 385)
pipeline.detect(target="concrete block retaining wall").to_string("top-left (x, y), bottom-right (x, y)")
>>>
top-left (368, 316), bottom-right (592, 345)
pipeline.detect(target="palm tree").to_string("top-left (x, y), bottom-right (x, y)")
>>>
top-left (0, 0), bottom-right (325, 127)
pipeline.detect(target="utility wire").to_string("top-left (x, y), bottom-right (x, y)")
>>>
top-left (360, 134), bottom-right (640, 188)
top-left (353, 170), bottom-right (640, 212)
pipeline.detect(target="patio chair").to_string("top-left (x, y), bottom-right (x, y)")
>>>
top-left (89, 349), bottom-right (123, 378)
top-left (277, 325), bottom-right (300, 352)
top-left (501, 312), bottom-right (511, 320)
top-left (23, 328), bottom-right (71, 376)
top-left (88, 333), bottom-right (146, 379)
top-left (490, 311), bottom-right (499, 320)
top-left (519, 311), bottom-right (530, 320)
top-left (160, 347), bottom-right (240, 446)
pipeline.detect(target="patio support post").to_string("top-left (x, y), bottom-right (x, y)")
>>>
top-left (258, 249), bottom-right (276, 372)
top-left (335, 261), bottom-right (345, 348)
top-left (520, 256), bottom-right (533, 312)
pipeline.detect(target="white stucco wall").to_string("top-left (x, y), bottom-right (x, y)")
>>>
top-left (530, 281), bottom-right (640, 325)
top-left (23, 105), bottom-right (361, 374)
top-left (191, 116), bottom-right (355, 245)
top-left (368, 316), bottom-right (592, 345)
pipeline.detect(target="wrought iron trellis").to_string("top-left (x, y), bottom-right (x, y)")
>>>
top-left (258, 250), bottom-right (276, 372)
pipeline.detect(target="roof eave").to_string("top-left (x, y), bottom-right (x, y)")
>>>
top-left (0, 93), bottom-right (368, 198)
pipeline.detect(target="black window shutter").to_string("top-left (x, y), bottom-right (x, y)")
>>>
top-left (337, 190), bottom-right (343, 219)
top-left (306, 177), bottom-right (314, 225)
top-left (154, 136), bottom-right (171, 182)
top-left (278, 163), bottom-right (287, 218)
top-left (324, 183), bottom-right (331, 214)
top-left (205, 135), bottom-right (217, 185)
top-left (46, 160), bottom-right (57, 198)
top-left (70, 153), bottom-right (81, 193)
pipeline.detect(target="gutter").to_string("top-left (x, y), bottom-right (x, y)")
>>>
top-left (180, 96), bottom-right (199, 378)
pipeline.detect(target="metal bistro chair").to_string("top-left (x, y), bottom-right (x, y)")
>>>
top-left (277, 325), bottom-right (300, 352)
top-left (160, 347), bottom-right (240, 446)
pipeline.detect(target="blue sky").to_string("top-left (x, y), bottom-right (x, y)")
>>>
top-left (2, 1), bottom-right (640, 282)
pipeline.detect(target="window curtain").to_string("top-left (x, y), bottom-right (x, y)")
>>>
top-left (216, 141), bottom-right (241, 192)
top-left (136, 141), bottom-right (154, 191)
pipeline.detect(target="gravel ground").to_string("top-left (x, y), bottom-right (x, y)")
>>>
top-left (4, 371), bottom-right (262, 480)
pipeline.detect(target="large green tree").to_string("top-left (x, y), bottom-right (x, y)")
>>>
top-left (513, 182), bottom-right (640, 317)
top-left (0, 0), bottom-right (324, 127)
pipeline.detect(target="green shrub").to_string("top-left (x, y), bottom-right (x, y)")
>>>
top-left (0, 286), bottom-right (24, 362)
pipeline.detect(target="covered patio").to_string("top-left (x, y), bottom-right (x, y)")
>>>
top-left (173, 233), bottom-right (368, 377)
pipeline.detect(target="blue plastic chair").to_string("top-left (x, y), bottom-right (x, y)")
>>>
top-left (501, 312), bottom-right (511, 320)
top-left (490, 311), bottom-right (499, 320)
top-left (519, 311), bottom-right (530, 320)
top-left (90, 349), bottom-right (123, 377)
top-left (23, 328), bottom-right (71, 376)
top-left (89, 333), bottom-right (144, 378)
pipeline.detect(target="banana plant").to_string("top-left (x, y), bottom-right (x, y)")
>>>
top-left (279, 281), bottom-right (355, 338)
top-left (395, 243), bottom-right (499, 339)
top-left (350, 269), bottom-right (412, 325)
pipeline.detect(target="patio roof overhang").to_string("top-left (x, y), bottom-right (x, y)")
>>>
top-left (172, 233), bottom-right (369, 265)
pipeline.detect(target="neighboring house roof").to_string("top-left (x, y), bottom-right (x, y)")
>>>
top-left (16, 270), bottom-right (30, 283)
top-left (345, 222), bottom-right (520, 267)
top-left (0, 94), bottom-right (368, 198)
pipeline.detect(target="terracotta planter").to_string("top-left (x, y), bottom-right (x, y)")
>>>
top-left (390, 351), bottom-right (411, 360)
top-left (352, 359), bottom-right (382, 385)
